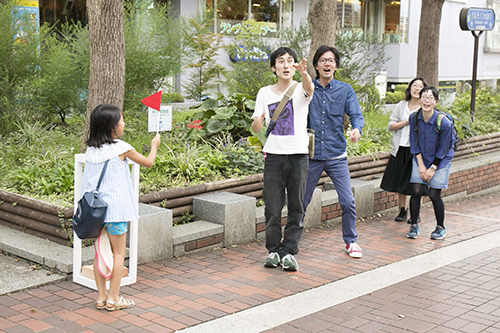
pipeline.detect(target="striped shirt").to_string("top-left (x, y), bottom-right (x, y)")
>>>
top-left (81, 140), bottom-right (139, 222)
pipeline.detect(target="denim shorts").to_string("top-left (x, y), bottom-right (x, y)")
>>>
top-left (410, 159), bottom-right (450, 189)
top-left (103, 222), bottom-right (128, 235)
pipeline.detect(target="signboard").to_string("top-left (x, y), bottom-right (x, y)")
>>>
top-left (13, 0), bottom-right (39, 42)
top-left (460, 7), bottom-right (496, 31)
top-left (148, 105), bottom-right (172, 132)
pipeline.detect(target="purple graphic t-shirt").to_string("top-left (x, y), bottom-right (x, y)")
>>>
top-left (268, 99), bottom-right (295, 136)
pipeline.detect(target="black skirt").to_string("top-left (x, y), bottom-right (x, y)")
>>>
top-left (380, 146), bottom-right (412, 196)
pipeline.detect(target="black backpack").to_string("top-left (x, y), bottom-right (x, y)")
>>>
top-left (413, 109), bottom-right (459, 151)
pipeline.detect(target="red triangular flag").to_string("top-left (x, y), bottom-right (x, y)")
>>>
top-left (141, 91), bottom-right (162, 111)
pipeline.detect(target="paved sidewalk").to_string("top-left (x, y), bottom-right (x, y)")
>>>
top-left (1, 191), bottom-right (500, 332)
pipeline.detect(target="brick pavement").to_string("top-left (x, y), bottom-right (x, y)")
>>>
top-left (1, 192), bottom-right (500, 332)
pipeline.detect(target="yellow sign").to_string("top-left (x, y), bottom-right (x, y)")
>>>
top-left (15, 0), bottom-right (38, 8)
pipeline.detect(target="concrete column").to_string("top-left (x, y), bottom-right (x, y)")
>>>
top-left (324, 179), bottom-right (374, 218)
top-left (193, 192), bottom-right (256, 247)
top-left (137, 204), bottom-right (173, 264)
top-left (303, 188), bottom-right (322, 229)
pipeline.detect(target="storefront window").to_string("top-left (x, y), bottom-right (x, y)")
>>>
top-left (383, 0), bottom-right (409, 43)
top-left (485, 0), bottom-right (500, 53)
top-left (207, 0), bottom-right (293, 37)
top-left (337, 0), bottom-right (362, 30)
top-left (39, 0), bottom-right (87, 28)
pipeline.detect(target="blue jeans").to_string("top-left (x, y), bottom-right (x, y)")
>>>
top-left (303, 158), bottom-right (358, 244)
top-left (263, 154), bottom-right (309, 257)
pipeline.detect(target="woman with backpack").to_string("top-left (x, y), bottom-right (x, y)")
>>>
top-left (381, 78), bottom-right (427, 222)
top-left (406, 86), bottom-right (455, 240)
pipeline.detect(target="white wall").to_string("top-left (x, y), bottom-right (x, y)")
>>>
top-left (385, 0), bottom-right (500, 83)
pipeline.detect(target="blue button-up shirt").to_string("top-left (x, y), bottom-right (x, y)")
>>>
top-left (409, 110), bottom-right (454, 168)
top-left (308, 78), bottom-right (364, 160)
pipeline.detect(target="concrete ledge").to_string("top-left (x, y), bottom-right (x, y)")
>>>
top-left (0, 224), bottom-right (93, 274)
top-left (173, 221), bottom-right (223, 245)
top-left (172, 221), bottom-right (224, 257)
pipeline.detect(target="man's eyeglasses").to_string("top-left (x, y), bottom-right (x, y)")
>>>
top-left (318, 58), bottom-right (336, 65)
top-left (420, 96), bottom-right (435, 102)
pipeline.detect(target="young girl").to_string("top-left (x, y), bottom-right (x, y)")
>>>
top-left (381, 78), bottom-right (427, 222)
top-left (81, 104), bottom-right (161, 311)
top-left (406, 87), bottom-right (454, 240)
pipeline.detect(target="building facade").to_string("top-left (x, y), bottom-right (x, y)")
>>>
top-left (37, 0), bottom-right (500, 89)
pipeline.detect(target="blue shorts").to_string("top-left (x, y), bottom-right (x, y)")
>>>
top-left (410, 159), bottom-right (450, 189)
top-left (103, 222), bottom-right (128, 235)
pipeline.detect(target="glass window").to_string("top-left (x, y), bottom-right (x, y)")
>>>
top-left (39, 0), bottom-right (88, 29)
top-left (207, 0), bottom-right (293, 37)
top-left (383, 0), bottom-right (408, 43)
top-left (337, 0), bottom-right (362, 30)
top-left (485, 1), bottom-right (500, 53)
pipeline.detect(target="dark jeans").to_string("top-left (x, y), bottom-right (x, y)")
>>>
top-left (263, 153), bottom-right (309, 257)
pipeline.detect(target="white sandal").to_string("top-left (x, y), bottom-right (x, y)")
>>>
top-left (106, 296), bottom-right (135, 311)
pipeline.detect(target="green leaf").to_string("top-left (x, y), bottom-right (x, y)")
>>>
top-left (244, 99), bottom-right (255, 110)
top-left (201, 98), bottom-right (218, 110)
top-left (231, 118), bottom-right (248, 128)
top-left (206, 120), bottom-right (227, 133)
top-left (215, 106), bottom-right (235, 119)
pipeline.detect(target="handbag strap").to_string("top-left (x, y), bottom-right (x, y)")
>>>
top-left (95, 160), bottom-right (109, 192)
top-left (271, 82), bottom-right (299, 122)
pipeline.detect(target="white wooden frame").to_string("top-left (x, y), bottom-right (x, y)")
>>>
top-left (73, 154), bottom-right (139, 290)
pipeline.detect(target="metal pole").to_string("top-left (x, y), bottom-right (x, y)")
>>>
top-left (470, 30), bottom-right (483, 123)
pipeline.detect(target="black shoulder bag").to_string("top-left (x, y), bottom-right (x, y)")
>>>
top-left (72, 160), bottom-right (109, 239)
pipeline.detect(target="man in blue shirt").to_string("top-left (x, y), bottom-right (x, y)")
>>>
top-left (302, 45), bottom-right (364, 258)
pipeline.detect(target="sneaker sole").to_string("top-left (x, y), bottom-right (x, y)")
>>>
top-left (348, 252), bottom-right (362, 258)
top-left (282, 265), bottom-right (297, 272)
top-left (431, 234), bottom-right (446, 240)
top-left (264, 262), bottom-right (279, 268)
top-left (406, 234), bottom-right (419, 239)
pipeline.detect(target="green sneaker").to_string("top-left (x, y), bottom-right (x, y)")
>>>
top-left (264, 252), bottom-right (280, 268)
top-left (281, 254), bottom-right (299, 271)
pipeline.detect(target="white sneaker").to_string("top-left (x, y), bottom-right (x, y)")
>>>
top-left (345, 243), bottom-right (362, 258)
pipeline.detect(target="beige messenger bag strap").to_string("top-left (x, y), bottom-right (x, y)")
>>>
top-left (271, 82), bottom-right (299, 122)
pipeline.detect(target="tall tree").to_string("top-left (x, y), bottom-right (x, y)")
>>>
top-left (416, 0), bottom-right (445, 87)
top-left (306, 0), bottom-right (338, 79)
top-left (81, 0), bottom-right (125, 151)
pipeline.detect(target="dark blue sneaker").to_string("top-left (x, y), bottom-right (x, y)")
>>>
top-left (406, 224), bottom-right (419, 239)
top-left (431, 226), bottom-right (446, 240)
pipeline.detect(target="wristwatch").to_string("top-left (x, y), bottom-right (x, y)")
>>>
top-left (430, 165), bottom-right (437, 171)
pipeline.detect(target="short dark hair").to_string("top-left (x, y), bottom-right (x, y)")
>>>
top-left (405, 77), bottom-right (428, 101)
top-left (86, 104), bottom-right (122, 148)
top-left (312, 45), bottom-right (340, 79)
top-left (419, 86), bottom-right (439, 101)
top-left (270, 47), bottom-right (297, 69)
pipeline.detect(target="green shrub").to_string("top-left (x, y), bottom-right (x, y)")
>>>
top-left (394, 84), bottom-right (407, 93)
top-left (383, 92), bottom-right (396, 104)
top-left (393, 91), bottom-right (405, 103)
top-left (162, 92), bottom-right (185, 103)
top-left (189, 93), bottom-right (255, 140)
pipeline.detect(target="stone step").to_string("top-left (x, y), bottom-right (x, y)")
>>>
top-left (172, 220), bottom-right (224, 257)
top-left (0, 224), bottom-right (94, 274)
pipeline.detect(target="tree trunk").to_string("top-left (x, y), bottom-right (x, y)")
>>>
top-left (81, 0), bottom-right (125, 152)
top-left (306, 0), bottom-right (338, 79)
top-left (416, 0), bottom-right (445, 88)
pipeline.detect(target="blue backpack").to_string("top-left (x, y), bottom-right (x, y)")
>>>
top-left (413, 109), bottom-right (459, 151)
